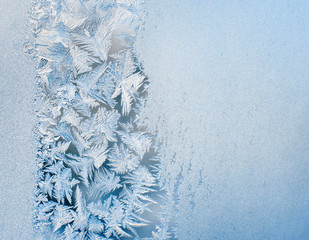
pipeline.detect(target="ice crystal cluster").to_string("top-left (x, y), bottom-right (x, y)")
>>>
top-left (29, 0), bottom-right (169, 239)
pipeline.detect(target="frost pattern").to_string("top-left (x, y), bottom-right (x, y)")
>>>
top-left (29, 0), bottom-right (171, 239)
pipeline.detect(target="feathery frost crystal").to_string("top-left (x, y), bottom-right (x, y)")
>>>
top-left (29, 0), bottom-right (171, 238)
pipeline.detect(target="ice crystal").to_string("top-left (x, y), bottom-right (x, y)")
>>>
top-left (29, 0), bottom-right (171, 238)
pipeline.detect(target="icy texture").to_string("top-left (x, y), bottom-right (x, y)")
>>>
top-left (29, 0), bottom-right (169, 239)
top-left (137, 1), bottom-right (309, 239)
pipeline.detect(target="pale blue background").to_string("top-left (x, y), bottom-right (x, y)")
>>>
top-left (0, 0), bottom-right (35, 239)
top-left (138, 0), bottom-right (309, 239)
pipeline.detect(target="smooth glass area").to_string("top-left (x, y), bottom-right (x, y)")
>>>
top-left (137, 1), bottom-right (309, 239)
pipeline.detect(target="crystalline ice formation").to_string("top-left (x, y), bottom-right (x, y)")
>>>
top-left (29, 0), bottom-right (171, 239)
